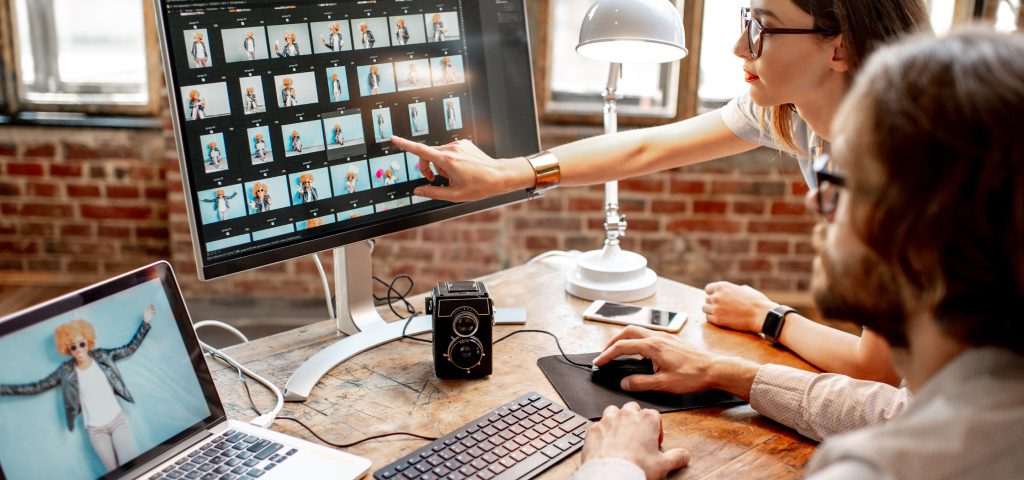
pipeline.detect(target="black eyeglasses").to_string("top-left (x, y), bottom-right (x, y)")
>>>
top-left (812, 154), bottom-right (846, 216)
top-left (69, 341), bottom-right (87, 352)
top-left (740, 7), bottom-right (839, 59)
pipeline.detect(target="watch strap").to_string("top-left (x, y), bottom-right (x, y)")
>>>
top-left (762, 305), bottom-right (796, 345)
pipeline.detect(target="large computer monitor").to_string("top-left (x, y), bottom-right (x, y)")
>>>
top-left (155, 0), bottom-right (538, 280)
top-left (154, 0), bottom-right (539, 400)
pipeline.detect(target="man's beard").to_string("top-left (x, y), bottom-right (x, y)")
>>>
top-left (811, 224), bottom-right (910, 348)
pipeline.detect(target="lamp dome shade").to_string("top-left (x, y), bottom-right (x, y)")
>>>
top-left (576, 0), bottom-right (688, 63)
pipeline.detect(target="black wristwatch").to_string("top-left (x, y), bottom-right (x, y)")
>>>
top-left (762, 305), bottom-right (796, 346)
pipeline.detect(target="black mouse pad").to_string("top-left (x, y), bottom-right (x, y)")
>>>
top-left (537, 353), bottom-right (747, 420)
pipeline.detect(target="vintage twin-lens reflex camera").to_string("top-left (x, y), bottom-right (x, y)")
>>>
top-left (426, 281), bottom-right (494, 378)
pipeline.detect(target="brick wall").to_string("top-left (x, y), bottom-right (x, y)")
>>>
top-left (0, 127), bottom-right (169, 286)
top-left (0, 118), bottom-right (816, 301)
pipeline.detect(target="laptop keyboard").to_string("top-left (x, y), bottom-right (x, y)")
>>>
top-left (150, 430), bottom-right (297, 480)
top-left (374, 392), bottom-right (590, 480)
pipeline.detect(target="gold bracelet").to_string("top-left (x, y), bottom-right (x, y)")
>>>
top-left (525, 151), bottom-right (560, 199)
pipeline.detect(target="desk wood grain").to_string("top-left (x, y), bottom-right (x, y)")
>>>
top-left (209, 259), bottom-right (818, 479)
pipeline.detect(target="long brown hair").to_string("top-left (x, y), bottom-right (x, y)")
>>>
top-left (765, 0), bottom-right (931, 155)
top-left (836, 29), bottom-right (1024, 352)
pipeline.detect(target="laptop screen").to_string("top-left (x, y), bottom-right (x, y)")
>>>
top-left (0, 263), bottom-right (225, 479)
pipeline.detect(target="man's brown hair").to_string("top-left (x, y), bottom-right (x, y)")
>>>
top-left (836, 29), bottom-right (1024, 352)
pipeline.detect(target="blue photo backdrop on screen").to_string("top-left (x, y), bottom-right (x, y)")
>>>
top-left (330, 160), bottom-right (371, 195)
top-left (0, 279), bottom-right (210, 480)
top-left (356, 64), bottom-right (396, 96)
top-left (207, 234), bottom-right (252, 252)
top-left (198, 184), bottom-right (246, 224)
top-left (323, 114), bottom-right (365, 147)
top-left (324, 66), bottom-right (350, 102)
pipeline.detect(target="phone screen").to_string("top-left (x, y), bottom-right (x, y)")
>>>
top-left (594, 302), bottom-right (678, 326)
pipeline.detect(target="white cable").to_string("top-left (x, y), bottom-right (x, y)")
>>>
top-left (311, 253), bottom-right (336, 320)
top-left (199, 340), bottom-right (283, 428)
top-left (193, 320), bottom-right (249, 344)
top-left (526, 250), bottom-right (582, 265)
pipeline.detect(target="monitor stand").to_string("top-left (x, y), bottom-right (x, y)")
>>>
top-left (283, 241), bottom-right (526, 401)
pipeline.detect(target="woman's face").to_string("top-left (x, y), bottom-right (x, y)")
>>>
top-left (733, 0), bottom-right (842, 107)
top-left (70, 335), bottom-right (89, 361)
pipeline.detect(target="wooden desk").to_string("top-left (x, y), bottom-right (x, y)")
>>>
top-left (209, 259), bottom-right (818, 479)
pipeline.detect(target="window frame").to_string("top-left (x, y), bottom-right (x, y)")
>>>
top-left (0, 0), bottom-right (163, 117)
top-left (529, 0), bottom-right (705, 127)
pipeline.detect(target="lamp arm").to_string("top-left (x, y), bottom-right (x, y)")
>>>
top-left (603, 62), bottom-right (625, 246)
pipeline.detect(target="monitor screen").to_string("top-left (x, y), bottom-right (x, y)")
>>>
top-left (156, 0), bottom-right (539, 279)
top-left (0, 265), bottom-right (221, 479)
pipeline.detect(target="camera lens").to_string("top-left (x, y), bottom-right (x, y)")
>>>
top-left (448, 337), bottom-right (483, 370)
top-left (453, 311), bottom-right (478, 336)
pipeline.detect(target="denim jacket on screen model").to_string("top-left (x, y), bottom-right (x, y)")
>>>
top-left (0, 320), bottom-right (151, 431)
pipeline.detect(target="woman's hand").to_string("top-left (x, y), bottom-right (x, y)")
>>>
top-left (390, 136), bottom-right (535, 202)
top-left (703, 281), bottom-right (778, 333)
top-left (594, 326), bottom-right (759, 399)
top-left (581, 402), bottom-right (690, 480)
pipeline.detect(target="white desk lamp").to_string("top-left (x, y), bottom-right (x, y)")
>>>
top-left (566, 0), bottom-right (688, 302)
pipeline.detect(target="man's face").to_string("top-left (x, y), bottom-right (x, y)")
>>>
top-left (809, 142), bottom-right (908, 347)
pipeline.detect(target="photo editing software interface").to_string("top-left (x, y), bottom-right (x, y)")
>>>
top-left (160, 0), bottom-right (535, 277)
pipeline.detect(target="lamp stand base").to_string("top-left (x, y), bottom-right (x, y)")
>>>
top-left (565, 243), bottom-right (657, 302)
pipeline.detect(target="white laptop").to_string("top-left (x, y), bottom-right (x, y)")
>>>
top-left (0, 261), bottom-right (371, 480)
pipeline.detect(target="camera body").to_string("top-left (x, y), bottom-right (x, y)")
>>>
top-left (426, 281), bottom-right (494, 378)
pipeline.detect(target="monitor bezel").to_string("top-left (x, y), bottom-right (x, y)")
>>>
top-left (153, 0), bottom-right (540, 280)
top-left (0, 261), bottom-right (227, 480)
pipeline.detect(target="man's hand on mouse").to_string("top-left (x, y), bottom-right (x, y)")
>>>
top-left (593, 326), bottom-right (759, 399)
top-left (582, 402), bottom-right (691, 480)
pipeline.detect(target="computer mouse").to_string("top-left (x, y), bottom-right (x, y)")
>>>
top-left (590, 357), bottom-right (655, 390)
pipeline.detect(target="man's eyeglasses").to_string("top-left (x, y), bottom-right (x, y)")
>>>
top-left (812, 154), bottom-right (846, 216)
top-left (740, 7), bottom-right (839, 59)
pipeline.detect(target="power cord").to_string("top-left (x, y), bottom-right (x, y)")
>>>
top-left (372, 274), bottom-right (432, 344)
top-left (214, 352), bottom-right (439, 448)
top-left (494, 329), bottom-right (593, 370)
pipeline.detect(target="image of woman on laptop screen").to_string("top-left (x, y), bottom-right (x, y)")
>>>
top-left (0, 304), bottom-right (154, 472)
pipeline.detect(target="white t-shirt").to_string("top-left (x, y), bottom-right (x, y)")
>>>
top-left (77, 361), bottom-right (123, 427)
top-left (720, 92), bottom-right (824, 188)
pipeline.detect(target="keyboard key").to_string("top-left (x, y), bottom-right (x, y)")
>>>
top-left (246, 440), bottom-right (270, 453)
top-left (438, 449), bottom-right (456, 460)
top-left (554, 437), bottom-right (574, 451)
top-left (562, 416), bottom-right (588, 433)
top-left (246, 468), bottom-right (264, 477)
top-left (254, 443), bottom-right (283, 460)
top-left (167, 471), bottom-right (184, 479)
top-left (496, 451), bottom-right (549, 480)
top-left (443, 460), bottom-right (460, 470)
top-left (477, 469), bottom-right (495, 480)
top-left (242, 436), bottom-right (259, 444)
top-left (226, 432), bottom-right (246, 443)
top-left (286, 448), bottom-right (298, 456)
top-left (488, 463), bottom-right (506, 474)
top-left (455, 453), bottom-right (473, 464)
top-left (197, 463), bottom-right (215, 472)
top-left (426, 455), bottom-right (444, 467)
top-left (415, 462), bottom-right (431, 473)
top-left (180, 464), bottom-right (196, 472)
top-left (231, 466), bottom-right (248, 475)
top-left (540, 445), bottom-right (562, 458)
top-left (499, 457), bottom-right (516, 468)
top-left (264, 463), bottom-right (276, 471)
top-left (236, 452), bottom-right (252, 460)
top-left (244, 459), bottom-right (259, 468)
top-left (185, 472), bottom-right (202, 480)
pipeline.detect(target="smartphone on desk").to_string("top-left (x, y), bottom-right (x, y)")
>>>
top-left (582, 300), bottom-right (687, 333)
